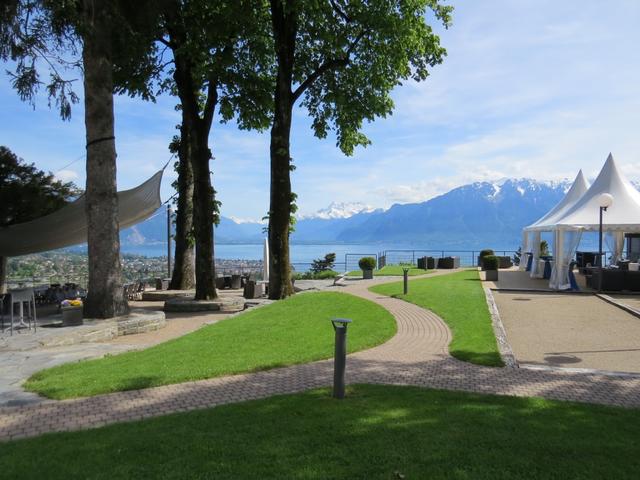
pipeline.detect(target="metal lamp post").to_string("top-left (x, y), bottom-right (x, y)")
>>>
top-left (597, 193), bottom-right (614, 291)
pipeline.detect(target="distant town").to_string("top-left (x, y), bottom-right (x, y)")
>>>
top-left (7, 251), bottom-right (263, 288)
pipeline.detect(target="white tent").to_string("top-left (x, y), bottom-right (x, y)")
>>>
top-left (521, 154), bottom-right (640, 290)
top-left (0, 168), bottom-right (164, 257)
top-left (554, 154), bottom-right (640, 232)
top-left (521, 170), bottom-right (590, 275)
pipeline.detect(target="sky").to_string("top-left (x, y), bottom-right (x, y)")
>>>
top-left (1, 0), bottom-right (640, 221)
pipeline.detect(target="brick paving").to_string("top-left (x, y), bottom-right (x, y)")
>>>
top-left (1, 271), bottom-right (640, 442)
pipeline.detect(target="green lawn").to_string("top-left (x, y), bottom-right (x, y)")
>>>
top-left (25, 292), bottom-right (396, 399)
top-left (347, 265), bottom-right (432, 276)
top-left (2, 385), bottom-right (638, 479)
top-left (370, 269), bottom-right (502, 366)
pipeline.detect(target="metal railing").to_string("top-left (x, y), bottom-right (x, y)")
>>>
top-left (377, 249), bottom-right (519, 268)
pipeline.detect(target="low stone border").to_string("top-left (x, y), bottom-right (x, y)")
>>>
top-left (596, 294), bottom-right (640, 320)
top-left (117, 310), bottom-right (166, 336)
top-left (518, 363), bottom-right (640, 379)
top-left (483, 286), bottom-right (518, 368)
top-left (163, 297), bottom-right (245, 313)
top-left (141, 290), bottom-right (193, 302)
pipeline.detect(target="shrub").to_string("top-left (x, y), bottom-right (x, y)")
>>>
top-left (314, 270), bottom-right (338, 279)
top-left (293, 270), bottom-right (339, 280)
top-left (310, 253), bottom-right (336, 273)
top-left (358, 257), bottom-right (376, 271)
top-left (479, 249), bottom-right (494, 259)
top-left (483, 255), bottom-right (499, 271)
top-left (540, 240), bottom-right (550, 257)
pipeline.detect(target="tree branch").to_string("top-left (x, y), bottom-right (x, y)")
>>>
top-left (291, 28), bottom-right (367, 102)
top-left (329, 0), bottom-right (352, 23)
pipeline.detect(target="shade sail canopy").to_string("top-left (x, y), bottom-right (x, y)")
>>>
top-left (524, 170), bottom-right (589, 232)
top-left (553, 154), bottom-right (640, 231)
top-left (0, 169), bottom-right (164, 257)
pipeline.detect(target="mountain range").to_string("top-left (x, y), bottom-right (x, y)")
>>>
top-left (121, 179), bottom-right (573, 249)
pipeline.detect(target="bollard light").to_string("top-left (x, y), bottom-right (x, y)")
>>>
top-left (331, 318), bottom-right (352, 399)
top-left (403, 267), bottom-right (410, 295)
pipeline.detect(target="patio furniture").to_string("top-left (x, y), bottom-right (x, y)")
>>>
top-left (543, 259), bottom-right (554, 280)
top-left (5, 287), bottom-right (37, 335)
top-left (62, 306), bottom-right (83, 326)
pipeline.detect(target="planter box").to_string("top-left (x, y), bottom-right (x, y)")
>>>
top-left (363, 269), bottom-right (374, 280)
top-left (485, 270), bottom-right (498, 281)
top-left (61, 306), bottom-right (83, 326)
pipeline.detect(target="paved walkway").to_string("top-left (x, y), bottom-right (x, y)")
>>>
top-left (493, 291), bottom-right (640, 373)
top-left (2, 271), bottom-right (640, 441)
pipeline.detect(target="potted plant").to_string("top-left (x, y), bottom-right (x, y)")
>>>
top-left (60, 298), bottom-right (83, 326)
top-left (478, 249), bottom-right (495, 270)
top-left (483, 255), bottom-right (499, 281)
top-left (358, 257), bottom-right (376, 280)
top-left (539, 240), bottom-right (550, 258)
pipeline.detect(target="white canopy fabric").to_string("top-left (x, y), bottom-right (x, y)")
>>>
top-left (553, 154), bottom-right (640, 232)
top-left (0, 168), bottom-right (164, 257)
top-left (524, 170), bottom-right (590, 232)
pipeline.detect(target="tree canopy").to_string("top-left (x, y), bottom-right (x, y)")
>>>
top-left (0, 145), bottom-right (79, 227)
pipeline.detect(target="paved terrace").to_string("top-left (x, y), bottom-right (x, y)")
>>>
top-left (1, 271), bottom-right (640, 441)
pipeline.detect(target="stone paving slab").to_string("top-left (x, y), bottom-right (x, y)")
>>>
top-left (1, 269), bottom-right (639, 442)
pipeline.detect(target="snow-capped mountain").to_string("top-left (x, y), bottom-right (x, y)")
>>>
top-left (121, 178), bottom-right (577, 247)
top-left (299, 202), bottom-right (381, 220)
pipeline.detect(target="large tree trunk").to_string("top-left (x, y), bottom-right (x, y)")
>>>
top-left (0, 256), bottom-right (7, 295)
top-left (268, 0), bottom-right (297, 299)
top-left (169, 122), bottom-right (196, 290)
top-left (168, 29), bottom-right (217, 300)
top-left (81, 0), bottom-right (128, 318)
top-left (190, 122), bottom-right (217, 300)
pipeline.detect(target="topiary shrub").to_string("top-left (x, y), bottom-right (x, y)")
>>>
top-left (358, 257), bottom-right (376, 271)
top-left (479, 249), bottom-right (494, 258)
top-left (479, 249), bottom-right (495, 269)
top-left (483, 255), bottom-right (499, 271)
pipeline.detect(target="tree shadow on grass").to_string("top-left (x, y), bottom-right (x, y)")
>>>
top-left (2, 383), bottom-right (640, 479)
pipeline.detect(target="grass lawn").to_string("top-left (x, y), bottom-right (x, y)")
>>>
top-left (25, 292), bottom-right (396, 399)
top-left (346, 265), bottom-right (432, 276)
top-left (370, 269), bottom-right (502, 366)
top-left (2, 384), bottom-right (639, 479)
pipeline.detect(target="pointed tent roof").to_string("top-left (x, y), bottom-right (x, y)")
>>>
top-left (554, 153), bottom-right (640, 231)
top-left (524, 170), bottom-right (589, 231)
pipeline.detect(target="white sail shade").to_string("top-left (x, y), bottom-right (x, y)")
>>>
top-left (0, 169), bottom-right (164, 257)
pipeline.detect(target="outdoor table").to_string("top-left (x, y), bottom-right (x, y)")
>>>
top-left (543, 259), bottom-right (554, 279)
top-left (5, 287), bottom-right (37, 335)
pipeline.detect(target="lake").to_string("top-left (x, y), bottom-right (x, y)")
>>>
top-left (121, 242), bottom-right (522, 270)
